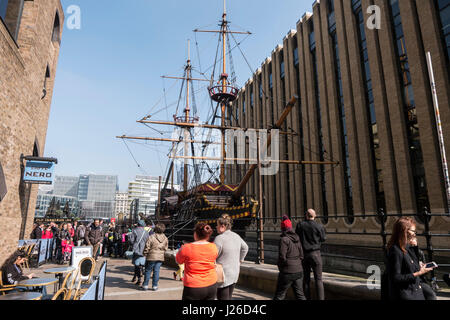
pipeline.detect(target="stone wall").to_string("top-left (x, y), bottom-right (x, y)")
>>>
top-left (0, 0), bottom-right (64, 265)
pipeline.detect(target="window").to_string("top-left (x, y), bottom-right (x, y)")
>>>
top-left (280, 51), bottom-right (285, 79)
top-left (436, 0), bottom-right (450, 67)
top-left (389, 0), bottom-right (430, 214)
top-left (52, 11), bottom-right (61, 43)
top-left (0, 0), bottom-right (24, 41)
top-left (330, 7), bottom-right (354, 221)
top-left (310, 21), bottom-right (329, 223)
top-left (0, 161), bottom-right (7, 201)
top-left (42, 65), bottom-right (50, 99)
top-left (353, 0), bottom-right (386, 213)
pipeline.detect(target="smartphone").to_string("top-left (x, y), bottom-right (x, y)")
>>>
top-left (425, 262), bottom-right (438, 269)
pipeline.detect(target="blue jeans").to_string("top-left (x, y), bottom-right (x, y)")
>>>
top-left (143, 261), bottom-right (162, 287)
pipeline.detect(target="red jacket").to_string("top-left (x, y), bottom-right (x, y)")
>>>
top-left (42, 230), bottom-right (53, 239)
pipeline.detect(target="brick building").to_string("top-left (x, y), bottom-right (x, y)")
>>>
top-left (228, 0), bottom-right (450, 267)
top-left (0, 0), bottom-right (64, 264)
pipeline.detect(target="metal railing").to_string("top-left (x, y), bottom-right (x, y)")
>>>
top-left (158, 208), bottom-right (450, 289)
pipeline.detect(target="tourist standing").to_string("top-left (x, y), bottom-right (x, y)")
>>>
top-left (385, 217), bottom-right (433, 300)
top-left (30, 223), bottom-right (43, 239)
top-left (407, 235), bottom-right (437, 300)
top-left (295, 209), bottom-right (326, 300)
top-left (85, 219), bottom-right (104, 261)
top-left (214, 214), bottom-right (248, 300)
top-left (176, 222), bottom-right (218, 300)
top-left (42, 225), bottom-right (53, 239)
top-left (274, 215), bottom-right (306, 300)
top-left (129, 220), bottom-right (149, 286)
top-left (141, 223), bottom-right (169, 291)
top-left (74, 222), bottom-right (86, 246)
top-left (56, 223), bottom-right (70, 264)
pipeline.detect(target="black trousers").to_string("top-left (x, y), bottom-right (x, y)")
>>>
top-left (303, 250), bottom-right (325, 300)
top-left (273, 272), bottom-right (306, 300)
top-left (217, 283), bottom-right (236, 300)
top-left (182, 283), bottom-right (217, 300)
top-left (421, 282), bottom-right (437, 300)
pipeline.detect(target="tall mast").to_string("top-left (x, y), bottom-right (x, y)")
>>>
top-left (220, 1), bottom-right (227, 185)
top-left (183, 40), bottom-right (192, 192)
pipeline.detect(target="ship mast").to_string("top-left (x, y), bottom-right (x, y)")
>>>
top-left (220, 0), bottom-right (227, 185)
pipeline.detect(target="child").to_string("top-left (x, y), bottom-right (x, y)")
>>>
top-left (173, 263), bottom-right (184, 281)
top-left (173, 241), bottom-right (185, 281)
top-left (61, 238), bottom-right (74, 264)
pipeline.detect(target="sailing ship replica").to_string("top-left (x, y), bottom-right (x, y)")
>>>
top-left (117, 1), bottom-right (337, 240)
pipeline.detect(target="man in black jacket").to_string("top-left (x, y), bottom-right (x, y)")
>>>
top-left (295, 209), bottom-right (326, 300)
top-left (30, 223), bottom-right (43, 239)
top-left (274, 215), bottom-right (306, 300)
top-left (85, 219), bottom-right (104, 261)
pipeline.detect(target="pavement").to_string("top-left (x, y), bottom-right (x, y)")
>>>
top-left (28, 257), bottom-right (272, 300)
top-left (24, 256), bottom-right (450, 300)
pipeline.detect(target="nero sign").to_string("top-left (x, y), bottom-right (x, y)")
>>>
top-left (23, 161), bottom-right (55, 184)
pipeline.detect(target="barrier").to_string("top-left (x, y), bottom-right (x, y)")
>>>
top-left (96, 261), bottom-right (107, 301)
top-left (38, 239), bottom-right (49, 265)
top-left (80, 279), bottom-right (98, 300)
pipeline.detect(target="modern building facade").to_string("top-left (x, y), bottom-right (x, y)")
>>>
top-left (127, 175), bottom-right (178, 217)
top-left (52, 176), bottom-right (79, 198)
top-left (77, 174), bottom-right (118, 219)
top-left (114, 192), bottom-right (130, 218)
top-left (228, 0), bottom-right (450, 261)
top-left (35, 192), bottom-right (78, 218)
top-left (0, 0), bottom-right (64, 264)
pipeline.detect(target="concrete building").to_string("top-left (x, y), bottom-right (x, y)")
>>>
top-left (128, 175), bottom-right (178, 217)
top-left (229, 0), bottom-right (450, 269)
top-left (114, 192), bottom-right (129, 218)
top-left (0, 0), bottom-right (64, 264)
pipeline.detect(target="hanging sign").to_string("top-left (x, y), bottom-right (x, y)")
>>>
top-left (23, 160), bottom-right (55, 185)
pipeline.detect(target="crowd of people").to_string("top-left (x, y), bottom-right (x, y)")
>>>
top-left (29, 219), bottom-right (142, 264)
top-left (12, 210), bottom-right (450, 301)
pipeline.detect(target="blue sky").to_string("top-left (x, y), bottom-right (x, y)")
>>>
top-left (46, 0), bottom-right (312, 191)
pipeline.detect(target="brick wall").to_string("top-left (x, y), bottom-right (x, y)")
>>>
top-left (0, 0), bottom-right (64, 265)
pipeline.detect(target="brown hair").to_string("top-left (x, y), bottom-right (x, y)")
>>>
top-left (387, 217), bottom-right (416, 253)
top-left (154, 223), bottom-right (166, 234)
top-left (194, 222), bottom-right (213, 241)
top-left (217, 214), bottom-right (232, 230)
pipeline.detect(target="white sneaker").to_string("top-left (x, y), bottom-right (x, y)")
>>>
top-left (152, 286), bottom-right (158, 291)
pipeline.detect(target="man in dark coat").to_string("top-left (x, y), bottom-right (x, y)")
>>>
top-left (273, 215), bottom-right (306, 300)
top-left (30, 223), bottom-right (43, 239)
top-left (85, 219), bottom-right (104, 261)
top-left (295, 209), bottom-right (326, 300)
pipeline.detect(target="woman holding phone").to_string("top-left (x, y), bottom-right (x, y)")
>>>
top-left (386, 217), bottom-right (435, 300)
top-left (407, 234), bottom-right (437, 300)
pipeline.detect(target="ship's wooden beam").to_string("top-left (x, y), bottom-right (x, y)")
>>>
top-left (233, 96), bottom-right (298, 198)
top-left (161, 76), bottom-right (210, 82)
top-left (194, 29), bottom-right (252, 35)
top-left (116, 135), bottom-right (220, 145)
top-left (136, 120), bottom-right (297, 136)
top-left (168, 155), bottom-right (338, 166)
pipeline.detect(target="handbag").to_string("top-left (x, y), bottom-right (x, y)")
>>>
top-left (126, 229), bottom-right (146, 260)
top-left (215, 263), bottom-right (225, 284)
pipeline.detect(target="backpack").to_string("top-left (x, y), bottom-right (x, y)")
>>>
top-left (78, 226), bottom-right (86, 239)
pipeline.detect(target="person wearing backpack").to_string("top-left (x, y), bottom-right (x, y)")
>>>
top-left (129, 220), bottom-right (150, 286)
top-left (75, 222), bottom-right (86, 246)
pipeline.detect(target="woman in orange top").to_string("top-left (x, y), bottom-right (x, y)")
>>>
top-left (176, 222), bottom-right (218, 300)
